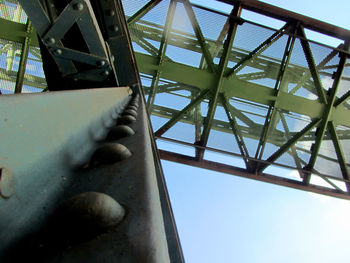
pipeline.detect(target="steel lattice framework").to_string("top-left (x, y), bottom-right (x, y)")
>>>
top-left (0, 0), bottom-right (350, 199)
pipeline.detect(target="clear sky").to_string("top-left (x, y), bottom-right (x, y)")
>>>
top-left (160, 1), bottom-right (350, 262)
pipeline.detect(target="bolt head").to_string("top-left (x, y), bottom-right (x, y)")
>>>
top-left (106, 10), bottom-right (115, 16)
top-left (46, 37), bottom-right (55, 45)
top-left (73, 2), bottom-right (84, 11)
top-left (101, 70), bottom-right (110, 76)
top-left (96, 60), bottom-right (106, 67)
top-left (110, 25), bottom-right (119, 32)
top-left (53, 49), bottom-right (62, 56)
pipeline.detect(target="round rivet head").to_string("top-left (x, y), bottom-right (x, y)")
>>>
top-left (96, 60), bottom-right (106, 67)
top-left (90, 143), bottom-right (132, 166)
top-left (126, 105), bottom-right (138, 112)
top-left (0, 168), bottom-right (14, 199)
top-left (107, 125), bottom-right (135, 141)
top-left (73, 2), bottom-right (84, 11)
top-left (106, 10), bottom-right (115, 16)
top-left (118, 115), bottom-right (136, 125)
top-left (110, 25), bottom-right (119, 32)
top-left (53, 49), bottom-right (62, 56)
top-left (101, 70), bottom-right (110, 76)
top-left (46, 37), bottom-right (55, 45)
top-left (55, 192), bottom-right (125, 240)
top-left (122, 109), bottom-right (137, 117)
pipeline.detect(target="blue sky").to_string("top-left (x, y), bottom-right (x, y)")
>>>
top-left (160, 1), bottom-right (350, 262)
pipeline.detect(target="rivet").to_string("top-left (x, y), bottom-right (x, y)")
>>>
top-left (110, 25), bottom-right (119, 32)
top-left (73, 2), bottom-right (84, 11)
top-left (122, 109), bottom-right (137, 117)
top-left (55, 192), bottom-right (125, 240)
top-left (118, 115), bottom-right (136, 125)
top-left (53, 49), bottom-right (62, 56)
top-left (0, 167), bottom-right (14, 199)
top-left (46, 37), bottom-right (55, 45)
top-left (126, 105), bottom-right (138, 112)
top-left (106, 10), bottom-right (115, 16)
top-left (96, 60), bottom-right (106, 67)
top-left (101, 70), bottom-right (110, 76)
top-left (107, 125), bottom-right (135, 141)
top-left (90, 143), bottom-right (132, 166)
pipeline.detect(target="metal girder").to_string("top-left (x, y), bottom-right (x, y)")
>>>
top-left (135, 52), bottom-right (350, 127)
top-left (257, 118), bottom-right (322, 172)
top-left (146, 0), bottom-right (176, 109)
top-left (279, 112), bottom-right (304, 178)
top-left (298, 25), bottom-right (328, 104)
top-left (155, 88), bottom-right (210, 137)
top-left (328, 121), bottom-right (350, 191)
top-left (0, 87), bottom-right (183, 262)
top-left (197, 4), bottom-right (242, 161)
top-left (225, 22), bottom-right (290, 78)
top-left (159, 150), bottom-right (350, 200)
top-left (14, 20), bottom-right (32, 93)
top-left (253, 27), bottom-right (297, 171)
top-left (221, 93), bottom-right (251, 169)
top-left (303, 44), bottom-right (349, 184)
top-left (182, 0), bottom-right (215, 73)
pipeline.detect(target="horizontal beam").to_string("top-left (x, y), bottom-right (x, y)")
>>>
top-left (218, 0), bottom-right (350, 41)
top-left (135, 52), bottom-right (350, 127)
top-left (159, 150), bottom-right (350, 200)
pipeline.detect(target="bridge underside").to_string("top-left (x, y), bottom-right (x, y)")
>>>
top-left (1, 1), bottom-right (350, 198)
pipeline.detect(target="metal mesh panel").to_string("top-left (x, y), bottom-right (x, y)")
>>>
top-left (0, 39), bottom-right (21, 94)
top-left (22, 46), bottom-right (46, 93)
top-left (337, 125), bottom-right (350, 173)
top-left (1, 1), bottom-right (27, 23)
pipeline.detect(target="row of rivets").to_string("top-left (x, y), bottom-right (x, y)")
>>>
top-left (53, 93), bottom-right (140, 242)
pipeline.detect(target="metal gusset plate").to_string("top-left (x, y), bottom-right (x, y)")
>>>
top-left (18, 0), bottom-right (115, 83)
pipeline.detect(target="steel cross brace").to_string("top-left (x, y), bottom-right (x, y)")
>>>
top-left (225, 22), bottom-right (290, 78)
top-left (253, 25), bottom-right (297, 172)
top-left (197, 4), bottom-right (242, 161)
top-left (146, 0), bottom-right (176, 109)
top-left (303, 43), bottom-right (349, 186)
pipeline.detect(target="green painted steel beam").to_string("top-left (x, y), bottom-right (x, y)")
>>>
top-left (303, 46), bottom-right (348, 184)
top-left (154, 88), bottom-right (210, 137)
top-left (0, 18), bottom-right (38, 45)
top-left (225, 22), bottom-right (289, 78)
top-left (127, 0), bottom-right (162, 25)
top-left (289, 45), bottom-right (339, 95)
top-left (334, 89), bottom-right (350, 107)
top-left (221, 93), bottom-right (251, 169)
top-left (328, 121), bottom-right (350, 192)
top-left (197, 5), bottom-right (242, 160)
top-left (146, 0), bottom-right (176, 109)
top-left (258, 118), bottom-right (322, 172)
top-left (14, 20), bottom-right (32, 93)
top-left (298, 26), bottom-right (328, 104)
top-left (135, 52), bottom-right (350, 127)
top-left (254, 30), bottom-right (296, 169)
top-left (280, 112), bottom-right (304, 178)
top-left (182, 0), bottom-right (215, 73)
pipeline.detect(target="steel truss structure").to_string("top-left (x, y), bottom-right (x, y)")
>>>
top-left (0, 1), bottom-right (350, 259)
